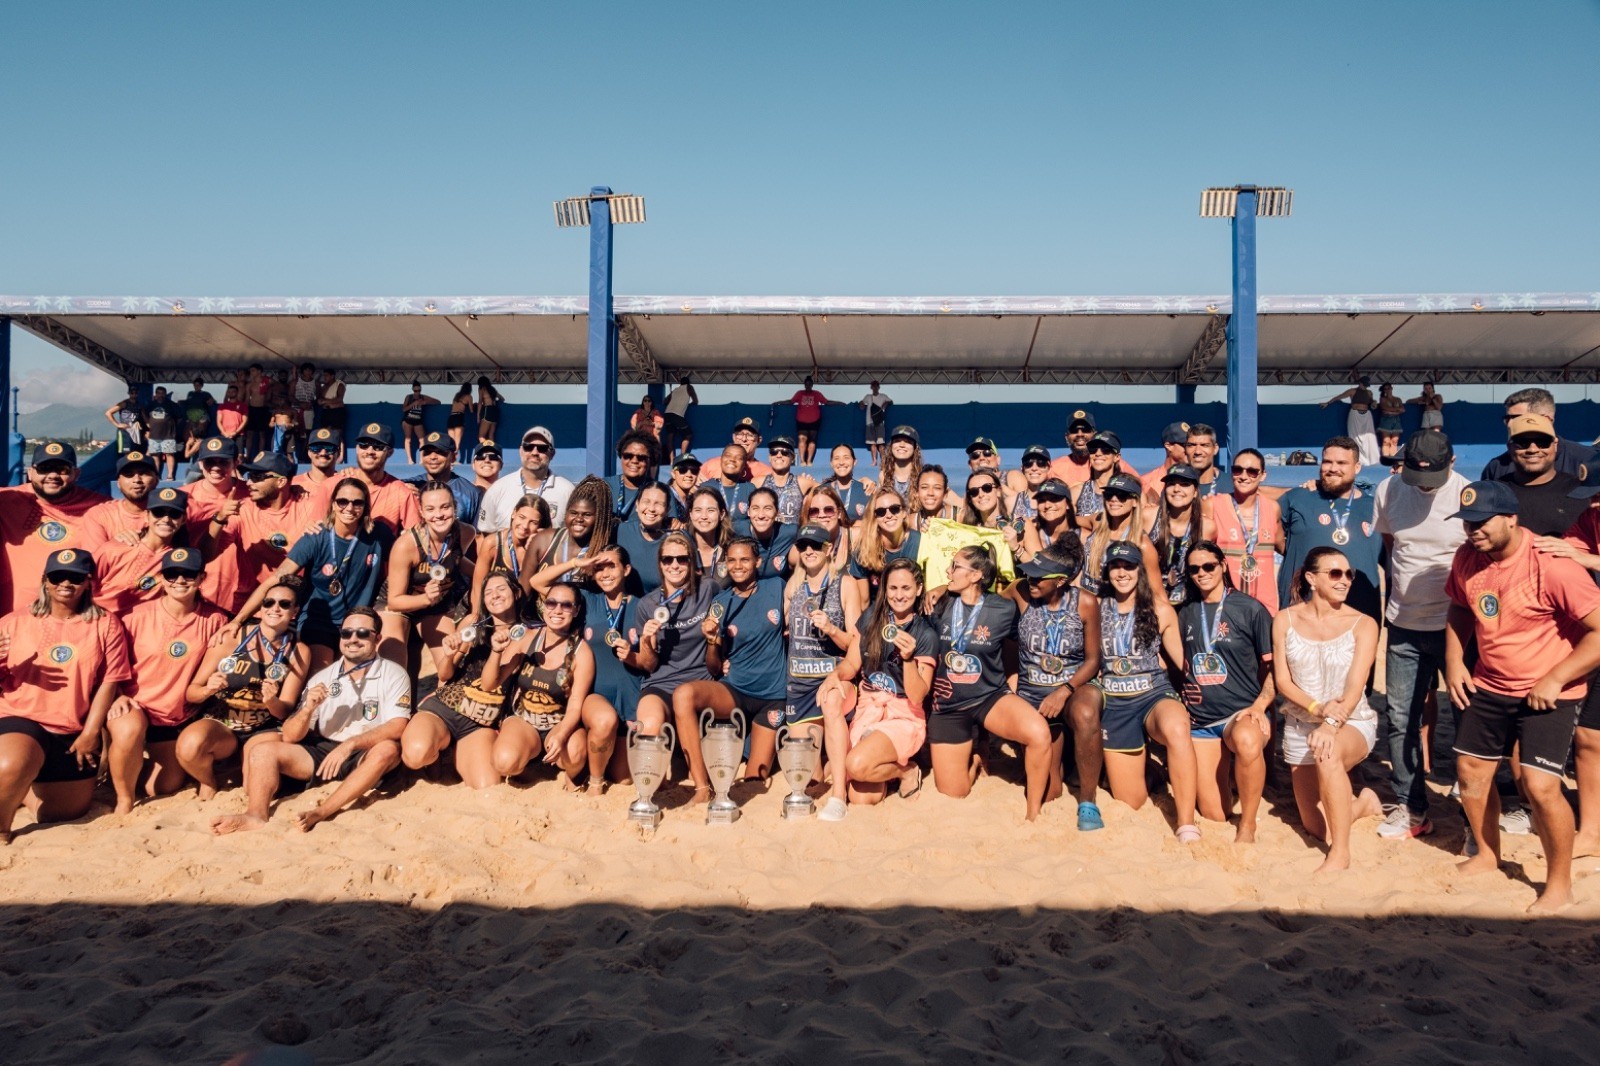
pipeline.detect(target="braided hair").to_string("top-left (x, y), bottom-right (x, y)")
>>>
top-left (567, 475), bottom-right (619, 551)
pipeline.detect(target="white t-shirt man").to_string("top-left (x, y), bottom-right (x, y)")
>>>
top-left (306, 655), bottom-right (412, 742)
top-left (477, 468), bottom-right (575, 532)
top-left (1373, 468), bottom-right (1470, 631)
top-left (664, 383), bottom-right (694, 418)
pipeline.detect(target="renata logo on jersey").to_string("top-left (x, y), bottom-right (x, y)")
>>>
top-left (48, 644), bottom-right (74, 664)
top-left (168, 640), bottom-right (189, 658)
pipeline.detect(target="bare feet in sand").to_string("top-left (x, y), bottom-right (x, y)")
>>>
top-left (1456, 851), bottom-right (1501, 876)
top-left (196, 784), bottom-right (218, 802)
top-left (1235, 820), bottom-right (1257, 844)
top-left (1527, 888), bottom-right (1573, 915)
top-left (296, 808), bottom-right (331, 832)
top-left (689, 785), bottom-right (712, 806)
top-left (113, 798), bottom-right (136, 815)
top-left (1574, 834), bottom-right (1600, 859)
top-left (210, 813), bottom-right (266, 835)
top-left (1352, 788), bottom-right (1382, 822)
top-left (585, 779), bottom-right (607, 797)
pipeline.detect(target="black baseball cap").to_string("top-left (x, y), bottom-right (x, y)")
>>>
top-left (795, 523), bottom-right (831, 547)
top-left (356, 422), bottom-right (394, 447)
top-left (1104, 541), bottom-right (1143, 568)
top-left (768, 436), bottom-right (797, 452)
top-left (1088, 431), bottom-right (1122, 454)
top-left (1104, 474), bottom-right (1142, 498)
top-left (965, 436), bottom-right (998, 455)
top-left (672, 454), bottom-right (702, 472)
top-left (731, 416), bottom-right (761, 435)
top-left (472, 441), bottom-right (503, 461)
top-left (149, 487), bottom-right (189, 515)
top-left (116, 450), bottom-right (158, 475)
top-left (1161, 422), bottom-right (1192, 445)
top-left (420, 431), bottom-right (453, 455)
top-left (44, 548), bottom-right (93, 579)
top-left (889, 425), bottom-right (920, 444)
top-left (31, 441), bottom-right (77, 468)
top-left (1162, 464), bottom-right (1201, 484)
top-left (1400, 430), bottom-right (1453, 490)
top-left (1021, 444), bottom-right (1051, 464)
top-left (198, 437), bottom-right (237, 462)
top-left (160, 547), bottom-right (204, 576)
top-left (240, 451), bottom-right (294, 478)
top-left (1017, 555), bottom-right (1078, 581)
top-left (308, 427), bottom-right (342, 448)
top-left (1066, 409), bottom-right (1096, 433)
top-left (1450, 480), bottom-right (1519, 522)
top-left (1033, 478), bottom-right (1073, 500)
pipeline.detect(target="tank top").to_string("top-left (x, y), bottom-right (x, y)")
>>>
top-left (537, 529), bottom-right (589, 585)
top-left (515, 630), bottom-right (575, 725)
top-left (406, 526), bottom-right (462, 600)
top-left (431, 636), bottom-right (505, 712)
top-left (1283, 623), bottom-right (1375, 723)
top-left (488, 530), bottom-right (525, 584)
top-left (787, 569), bottom-right (846, 684)
top-left (1098, 598), bottom-right (1164, 697)
top-left (1018, 588), bottom-right (1085, 692)
top-left (1010, 489), bottom-right (1038, 526)
top-left (207, 629), bottom-right (295, 731)
top-left (762, 473), bottom-right (805, 525)
top-left (1156, 516), bottom-right (1196, 607)
top-left (1211, 493), bottom-right (1280, 611)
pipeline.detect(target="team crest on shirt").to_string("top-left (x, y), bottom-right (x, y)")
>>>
top-left (1317, 514), bottom-right (1331, 526)
top-left (973, 625), bottom-right (991, 644)
top-left (361, 699), bottom-right (379, 721)
top-left (767, 609), bottom-right (781, 625)
top-left (168, 640), bottom-right (189, 659)
top-left (48, 644), bottom-right (74, 664)
top-left (321, 563), bottom-right (336, 576)
top-left (365, 553), bottom-right (377, 566)
top-left (38, 521), bottom-right (68, 542)
top-left (1477, 593), bottom-right (1500, 618)
top-left (1362, 522), bottom-right (1372, 537)
top-left (138, 575), bottom-right (158, 591)
top-left (269, 532), bottom-right (289, 550)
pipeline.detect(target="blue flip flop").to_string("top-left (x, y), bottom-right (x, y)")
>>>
top-left (1077, 802), bottom-right (1104, 831)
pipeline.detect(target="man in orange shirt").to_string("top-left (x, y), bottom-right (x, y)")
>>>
top-left (293, 427), bottom-right (342, 499)
top-left (1445, 480), bottom-right (1600, 913)
top-left (187, 437), bottom-right (250, 521)
top-left (1048, 410), bottom-right (1139, 488)
top-left (228, 451), bottom-right (321, 588)
top-left (0, 442), bottom-right (111, 614)
top-left (1140, 422), bottom-right (1192, 507)
top-left (80, 451), bottom-right (165, 551)
top-left (343, 422), bottom-right (421, 537)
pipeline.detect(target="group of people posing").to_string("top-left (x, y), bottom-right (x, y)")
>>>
top-left (5, 386), bottom-right (1599, 911)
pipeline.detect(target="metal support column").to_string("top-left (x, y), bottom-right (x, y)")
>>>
top-left (0, 318), bottom-right (15, 485)
top-left (585, 186), bottom-right (618, 478)
top-left (1175, 384), bottom-right (1197, 405)
top-left (1226, 189), bottom-right (1260, 452)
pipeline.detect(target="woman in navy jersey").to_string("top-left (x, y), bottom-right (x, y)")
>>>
top-left (927, 544), bottom-right (1053, 821)
top-left (686, 486), bottom-right (734, 590)
top-left (745, 487), bottom-right (796, 581)
top-left (704, 537), bottom-right (791, 783)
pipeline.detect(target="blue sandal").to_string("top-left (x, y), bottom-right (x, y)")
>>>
top-left (1077, 802), bottom-right (1104, 831)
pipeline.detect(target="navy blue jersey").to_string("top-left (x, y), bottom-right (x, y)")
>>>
top-left (711, 577), bottom-right (788, 700)
top-left (288, 525), bottom-right (391, 637)
top-left (580, 588), bottom-right (645, 714)
top-left (616, 518), bottom-right (668, 597)
top-left (632, 581), bottom-right (715, 689)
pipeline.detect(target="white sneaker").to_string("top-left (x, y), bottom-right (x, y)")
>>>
top-left (1499, 807), bottom-right (1533, 835)
top-left (1378, 804), bottom-right (1433, 839)
top-left (818, 797), bottom-right (848, 822)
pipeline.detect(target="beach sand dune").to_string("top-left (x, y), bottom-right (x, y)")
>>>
top-left (2, 755), bottom-right (1598, 1063)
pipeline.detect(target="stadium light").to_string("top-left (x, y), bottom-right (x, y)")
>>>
top-left (554, 188), bottom-right (648, 477)
top-left (1200, 185), bottom-right (1293, 453)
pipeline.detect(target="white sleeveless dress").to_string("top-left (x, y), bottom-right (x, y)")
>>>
top-left (1281, 622), bottom-right (1377, 766)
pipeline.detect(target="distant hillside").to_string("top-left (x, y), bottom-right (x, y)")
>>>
top-left (17, 404), bottom-right (111, 441)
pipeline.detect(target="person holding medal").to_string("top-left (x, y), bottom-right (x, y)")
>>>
top-left (1273, 547), bottom-right (1384, 872)
top-left (1091, 540), bottom-right (1199, 840)
top-left (849, 487), bottom-right (920, 604)
top-left (529, 477), bottom-right (617, 593)
top-left (1148, 464), bottom-right (1212, 608)
top-left (1277, 437), bottom-right (1381, 621)
top-left (782, 523), bottom-right (865, 820)
top-left (0, 549), bottom-right (130, 842)
top-left (1005, 542), bottom-right (1103, 827)
top-left (210, 608), bottom-right (410, 834)
top-left (625, 533), bottom-right (718, 802)
top-left (616, 483), bottom-right (673, 596)
top-left (549, 544), bottom-right (645, 783)
top-left (92, 487), bottom-right (198, 614)
top-left (745, 487), bottom-right (796, 582)
top-left (685, 485), bottom-right (734, 589)
top-left (1206, 448), bottom-right (1283, 612)
top-left (483, 585), bottom-right (603, 789)
top-left (177, 578), bottom-right (313, 800)
top-left (1079, 474), bottom-right (1162, 598)
top-left (705, 537), bottom-right (790, 783)
top-left (820, 557), bottom-right (938, 814)
top-left (232, 477), bottom-right (391, 671)
top-left (378, 482), bottom-right (477, 673)
top-left (103, 548), bottom-right (229, 811)
top-left (927, 544), bottom-right (1054, 821)
top-left (1178, 541), bottom-right (1276, 843)
top-left (464, 493), bottom-right (550, 629)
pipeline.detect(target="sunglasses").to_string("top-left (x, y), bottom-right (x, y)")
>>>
top-left (1315, 568), bottom-right (1353, 581)
top-left (544, 600), bottom-right (578, 611)
top-left (969, 484), bottom-right (998, 496)
top-left (809, 506), bottom-right (838, 517)
top-left (874, 504), bottom-right (904, 517)
top-left (261, 597), bottom-right (297, 609)
top-left (332, 498), bottom-right (366, 509)
top-left (970, 448), bottom-right (995, 458)
top-left (770, 448), bottom-right (794, 457)
top-left (46, 572), bottom-right (86, 585)
top-left (1186, 561), bottom-right (1221, 575)
top-left (338, 627), bottom-right (377, 640)
top-left (355, 442), bottom-right (386, 452)
top-left (308, 445), bottom-right (337, 455)
top-left (161, 571), bottom-right (198, 582)
top-left (1510, 435), bottom-right (1554, 450)
top-left (1230, 465), bottom-right (1263, 477)
top-left (1106, 561), bottom-right (1140, 572)
top-left (1087, 444), bottom-right (1117, 455)
top-left (149, 508), bottom-right (186, 520)
top-left (798, 541), bottom-right (827, 552)
top-left (660, 554), bottom-right (691, 565)
top-left (246, 471), bottom-right (281, 482)
top-left (621, 452), bottom-right (650, 462)
top-left (1104, 491), bottom-right (1136, 502)
top-left (522, 442), bottom-right (552, 454)
top-left (1022, 458), bottom-right (1049, 468)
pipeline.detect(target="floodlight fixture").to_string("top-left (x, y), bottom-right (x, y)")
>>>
top-left (1199, 186), bottom-right (1292, 219)
top-left (553, 193), bottom-right (647, 228)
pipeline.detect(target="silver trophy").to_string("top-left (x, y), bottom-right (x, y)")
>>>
top-left (626, 723), bottom-right (676, 830)
top-left (776, 725), bottom-right (821, 820)
top-left (701, 708), bottom-right (746, 825)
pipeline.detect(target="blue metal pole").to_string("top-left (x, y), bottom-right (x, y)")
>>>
top-left (0, 318), bottom-right (16, 486)
top-left (585, 186), bottom-right (618, 478)
top-left (1227, 188), bottom-right (1260, 453)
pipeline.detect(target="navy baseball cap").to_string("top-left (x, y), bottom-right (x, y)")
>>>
top-left (198, 437), bottom-right (237, 462)
top-left (420, 431), bottom-right (453, 455)
top-left (672, 453), bottom-right (702, 472)
top-left (308, 427), bottom-right (342, 449)
top-left (795, 523), bottom-right (831, 547)
top-left (148, 487), bottom-right (189, 515)
top-left (1450, 480), bottom-right (1519, 522)
top-left (1104, 474), bottom-right (1142, 498)
top-left (768, 436), bottom-right (797, 451)
top-left (1021, 444), bottom-right (1051, 464)
top-left (472, 441), bottom-right (503, 461)
top-left (356, 422), bottom-right (394, 447)
top-left (965, 436), bottom-right (998, 455)
top-left (116, 450), bottom-right (158, 475)
top-left (160, 546), bottom-right (204, 576)
top-left (731, 417), bottom-right (761, 435)
top-left (31, 441), bottom-right (77, 468)
top-left (44, 548), bottom-right (94, 579)
top-left (1104, 541), bottom-right (1143, 568)
top-left (1017, 555), bottom-right (1078, 581)
top-left (1088, 431), bottom-right (1122, 454)
top-left (1162, 464), bottom-right (1202, 484)
top-left (240, 451), bottom-right (294, 478)
top-left (1066, 410), bottom-right (1096, 433)
top-left (1033, 478), bottom-right (1073, 500)
top-left (1161, 422), bottom-right (1192, 445)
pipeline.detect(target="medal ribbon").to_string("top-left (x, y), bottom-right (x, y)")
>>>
top-left (327, 529), bottom-right (361, 587)
top-left (1199, 591), bottom-right (1228, 656)
top-left (606, 595), bottom-right (631, 635)
top-left (423, 529), bottom-right (451, 571)
top-left (1326, 494), bottom-right (1352, 541)
top-left (1041, 603), bottom-right (1070, 657)
top-left (949, 597), bottom-right (984, 655)
top-left (1110, 606), bottom-right (1135, 658)
top-left (1230, 495), bottom-right (1260, 561)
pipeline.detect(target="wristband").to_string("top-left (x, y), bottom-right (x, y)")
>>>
top-left (1307, 699), bottom-right (1320, 716)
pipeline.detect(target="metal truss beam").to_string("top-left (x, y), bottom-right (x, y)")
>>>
top-left (11, 314), bottom-right (144, 382)
top-left (616, 316), bottom-right (662, 381)
top-left (1177, 314), bottom-right (1229, 384)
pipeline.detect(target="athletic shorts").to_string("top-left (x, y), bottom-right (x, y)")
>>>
top-left (928, 690), bottom-right (1008, 745)
top-left (479, 404), bottom-right (501, 425)
top-left (1282, 713), bottom-right (1377, 767)
top-left (1579, 682), bottom-right (1600, 731)
top-left (784, 679), bottom-right (828, 729)
top-left (0, 716), bottom-right (95, 783)
top-left (732, 687), bottom-right (790, 732)
top-left (1377, 414), bottom-right (1404, 434)
top-left (1095, 685), bottom-right (1181, 754)
top-left (148, 437), bottom-right (178, 455)
top-left (146, 718), bottom-right (195, 745)
top-left (447, 412), bottom-right (465, 429)
top-left (416, 696), bottom-right (493, 742)
top-left (289, 735), bottom-right (366, 785)
top-left (851, 686), bottom-right (924, 764)
top-left (1454, 688), bottom-right (1581, 777)
top-left (1018, 682), bottom-right (1070, 740)
top-left (1190, 710), bottom-right (1241, 741)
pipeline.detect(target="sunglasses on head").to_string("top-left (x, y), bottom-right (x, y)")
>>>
top-left (1230, 464), bottom-right (1262, 476)
top-left (1315, 567), bottom-right (1353, 581)
top-left (874, 504), bottom-right (904, 517)
top-left (338, 627), bottom-right (376, 640)
top-left (1186, 561), bottom-right (1221, 575)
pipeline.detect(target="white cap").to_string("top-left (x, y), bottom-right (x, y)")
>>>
top-left (521, 425), bottom-right (555, 447)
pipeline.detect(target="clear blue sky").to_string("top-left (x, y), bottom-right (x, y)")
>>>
top-left (5, 0), bottom-right (1597, 408)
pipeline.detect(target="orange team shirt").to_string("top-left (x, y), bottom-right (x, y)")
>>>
top-left (79, 499), bottom-right (169, 553)
top-left (185, 480), bottom-right (252, 612)
top-left (225, 488), bottom-right (323, 588)
top-left (92, 539), bottom-right (172, 614)
top-left (121, 599), bottom-right (229, 727)
top-left (329, 470), bottom-right (422, 537)
top-left (698, 461), bottom-right (773, 487)
top-left (0, 611), bottom-right (133, 734)
top-left (187, 478), bottom-right (250, 523)
top-left (1562, 505), bottom-right (1600, 553)
top-left (1445, 529), bottom-right (1600, 699)
top-left (0, 484), bottom-right (112, 614)
top-left (1047, 453), bottom-right (1140, 488)
top-left (292, 470), bottom-right (339, 498)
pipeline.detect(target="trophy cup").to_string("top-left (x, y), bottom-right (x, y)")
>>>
top-left (626, 724), bottom-right (676, 830)
top-left (775, 725), bottom-right (821, 820)
top-left (701, 709), bottom-right (746, 825)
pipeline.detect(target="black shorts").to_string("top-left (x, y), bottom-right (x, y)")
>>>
top-left (247, 405), bottom-right (270, 432)
top-left (146, 718), bottom-right (195, 745)
top-left (662, 413), bottom-right (690, 436)
top-left (731, 687), bottom-right (790, 732)
top-left (446, 412), bottom-right (465, 429)
top-left (0, 716), bottom-right (95, 783)
top-left (416, 697), bottom-right (492, 743)
top-left (796, 420), bottom-right (821, 436)
top-left (1454, 688), bottom-right (1582, 777)
top-left (480, 404), bottom-right (501, 425)
top-left (928, 691), bottom-right (1007, 745)
top-left (286, 735), bottom-right (375, 787)
top-left (1580, 681), bottom-right (1600, 731)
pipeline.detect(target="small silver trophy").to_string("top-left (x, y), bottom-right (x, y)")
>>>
top-left (701, 708), bottom-right (746, 825)
top-left (626, 723), bottom-right (676, 830)
top-left (776, 725), bottom-right (821, 820)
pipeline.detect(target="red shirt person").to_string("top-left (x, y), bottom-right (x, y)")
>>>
top-left (0, 442), bottom-right (111, 614)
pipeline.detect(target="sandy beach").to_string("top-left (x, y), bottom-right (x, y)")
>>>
top-left (3, 738), bottom-right (1600, 1065)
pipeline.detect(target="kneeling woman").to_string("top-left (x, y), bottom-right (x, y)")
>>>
top-left (1093, 540), bottom-right (1200, 841)
top-left (1179, 541), bottom-right (1275, 843)
top-left (820, 557), bottom-right (936, 816)
top-left (400, 572), bottom-right (526, 789)
top-left (178, 578), bottom-right (311, 799)
top-left (0, 550), bottom-right (131, 841)
top-left (483, 586), bottom-right (599, 786)
top-left (1272, 547), bottom-right (1382, 872)
top-left (927, 544), bottom-right (1054, 821)
top-left (105, 548), bottom-right (230, 811)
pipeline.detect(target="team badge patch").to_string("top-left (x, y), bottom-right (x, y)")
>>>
top-left (269, 532), bottom-right (289, 550)
top-left (138, 575), bottom-right (158, 591)
top-left (38, 522), bottom-right (68, 542)
top-left (206, 439), bottom-right (223, 453)
top-left (1460, 486), bottom-right (1477, 508)
top-left (365, 423), bottom-right (381, 435)
top-left (48, 644), bottom-right (74, 664)
top-left (767, 609), bottom-right (781, 625)
top-left (361, 699), bottom-right (380, 721)
top-left (1477, 593), bottom-right (1500, 618)
top-left (168, 640), bottom-right (189, 658)
top-left (169, 548), bottom-right (190, 563)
